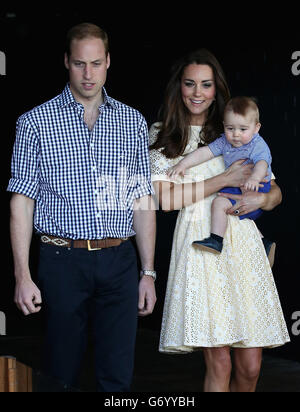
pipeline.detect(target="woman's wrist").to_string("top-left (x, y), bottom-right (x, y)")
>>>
top-left (259, 192), bottom-right (268, 210)
top-left (219, 171), bottom-right (230, 190)
top-left (261, 183), bottom-right (282, 211)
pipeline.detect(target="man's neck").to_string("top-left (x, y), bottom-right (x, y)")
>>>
top-left (70, 85), bottom-right (104, 113)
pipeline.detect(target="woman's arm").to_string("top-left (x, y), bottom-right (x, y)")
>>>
top-left (261, 180), bottom-right (282, 210)
top-left (220, 180), bottom-right (282, 216)
top-left (154, 160), bottom-right (254, 211)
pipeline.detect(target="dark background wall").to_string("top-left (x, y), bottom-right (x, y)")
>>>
top-left (1, 7), bottom-right (299, 362)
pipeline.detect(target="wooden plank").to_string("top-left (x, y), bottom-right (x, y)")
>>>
top-left (0, 357), bottom-right (32, 392)
top-left (0, 357), bottom-right (8, 392)
top-left (8, 358), bottom-right (16, 392)
top-left (27, 365), bottom-right (33, 392)
top-left (16, 360), bottom-right (31, 392)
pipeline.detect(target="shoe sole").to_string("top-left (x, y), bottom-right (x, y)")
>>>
top-left (195, 241), bottom-right (276, 264)
top-left (193, 243), bottom-right (221, 254)
top-left (268, 243), bottom-right (276, 269)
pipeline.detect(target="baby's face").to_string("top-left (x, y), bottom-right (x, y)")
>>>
top-left (223, 111), bottom-right (261, 148)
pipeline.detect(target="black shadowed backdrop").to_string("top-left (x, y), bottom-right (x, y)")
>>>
top-left (0, 7), bottom-right (299, 390)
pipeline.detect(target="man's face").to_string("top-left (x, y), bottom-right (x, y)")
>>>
top-left (64, 37), bottom-right (110, 102)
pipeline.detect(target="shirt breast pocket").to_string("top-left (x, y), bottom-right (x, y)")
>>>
top-left (233, 149), bottom-right (251, 164)
top-left (120, 144), bottom-right (138, 175)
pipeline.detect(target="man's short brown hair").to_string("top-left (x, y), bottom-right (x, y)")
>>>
top-left (65, 22), bottom-right (109, 58)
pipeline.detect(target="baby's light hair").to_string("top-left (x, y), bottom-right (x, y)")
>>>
top-left (224, 96), bottom-right (260, 123)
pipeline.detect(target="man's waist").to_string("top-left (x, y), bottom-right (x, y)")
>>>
top-left (40, 234), bottom-right (130, 251)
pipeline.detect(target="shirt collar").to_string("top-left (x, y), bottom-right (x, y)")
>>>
top-left (58, 83), bottom-right (119, 110)
top-left (250, 133), bottom-right (260, 144)
top-left (223, 132), bottom-right (260, 149)
top-left (241, 133), bottom-right (260, 148)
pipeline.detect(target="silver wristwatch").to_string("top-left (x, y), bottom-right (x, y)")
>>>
top-left (140, 270), bottom-right (156, 281)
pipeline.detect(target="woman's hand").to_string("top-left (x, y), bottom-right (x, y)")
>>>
top-left (218, 190), bottom-right (266, 217)
top-left (219, 180), bottom-right (282, 216)
top-left (223, 159), bottom-right (254, 188)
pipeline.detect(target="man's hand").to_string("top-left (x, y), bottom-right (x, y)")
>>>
top-left (133, 195), bottom-right (156, 316)
top-left (10, 193), bottom-right (39, 316)
top-left (138, 276), bottom-right (157, 317)
top-left (14, 277), bottom-right (42, 316)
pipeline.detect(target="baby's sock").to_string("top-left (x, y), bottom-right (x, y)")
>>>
top-left (211, 233), bottom-right (224, 244)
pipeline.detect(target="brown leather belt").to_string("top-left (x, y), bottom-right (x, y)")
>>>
top-left (41, 235), bottom-right (129, 251)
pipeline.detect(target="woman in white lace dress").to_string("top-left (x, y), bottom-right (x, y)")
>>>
top-left (149, 49), bottom-right (290, 392)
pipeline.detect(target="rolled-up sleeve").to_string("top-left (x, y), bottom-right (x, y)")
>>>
top-left (7, 114), bottom-right (40, 199)
top-left (134, 116), bottom-right (155, 199)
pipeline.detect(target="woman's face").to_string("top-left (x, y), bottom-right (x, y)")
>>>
top-left (181, 64), bottom-right (216, 126)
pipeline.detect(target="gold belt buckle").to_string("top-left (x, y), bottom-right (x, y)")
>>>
top-left (87, 240), bottom-right (102, 251)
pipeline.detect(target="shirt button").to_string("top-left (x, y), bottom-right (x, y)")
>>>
top-left (92, 166), bottom-right (97, 172)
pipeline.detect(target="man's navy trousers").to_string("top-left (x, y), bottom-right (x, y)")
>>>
top-left (37, 238), bottom-right (139, 392)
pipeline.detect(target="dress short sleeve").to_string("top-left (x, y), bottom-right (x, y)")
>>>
top-left (149, 123), bottom-right (182, 184)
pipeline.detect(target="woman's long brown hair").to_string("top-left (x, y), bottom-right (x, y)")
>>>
top-left (150, 49), bottom-right (231, 158)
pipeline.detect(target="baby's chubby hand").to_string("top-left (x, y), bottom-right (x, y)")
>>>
top-left (244, 177), bottom-right (261, 192)
top-left (167, 161), bottom-right (187, 178)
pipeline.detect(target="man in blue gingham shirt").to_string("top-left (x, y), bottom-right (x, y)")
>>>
top-left (8, 84), bottom-right (153, 240)
top-left (8, 23), bottom-right (157, 392)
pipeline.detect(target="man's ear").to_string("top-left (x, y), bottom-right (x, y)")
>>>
top-left (106, 52), bottom-right (111, 70)
top-left (64, 53), bottom-right (70, 70)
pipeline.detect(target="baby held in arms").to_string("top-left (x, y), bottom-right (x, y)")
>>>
top-left (168, 96), bottom-right (275, 264)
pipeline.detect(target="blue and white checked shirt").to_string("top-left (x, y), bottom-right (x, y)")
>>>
top-left (7, 84), bottom-right (154, 240)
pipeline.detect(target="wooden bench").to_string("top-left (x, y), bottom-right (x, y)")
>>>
top-left (0, 357), bottom-right (32, 392)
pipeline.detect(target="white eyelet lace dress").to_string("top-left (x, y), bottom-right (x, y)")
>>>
top-left (149, 123), bottom-right (290, 353)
